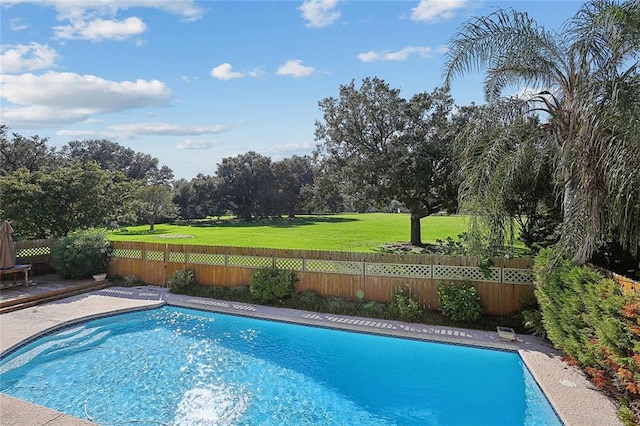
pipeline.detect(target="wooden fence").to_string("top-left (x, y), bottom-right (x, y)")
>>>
top-left (587, 263), bottom-right (640, 293)
top-left (108, 241), bottom-right (536, 315)
top-left (12, 239), bottom-right (640, 315)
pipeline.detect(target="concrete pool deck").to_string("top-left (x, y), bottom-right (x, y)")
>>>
top-left (0, 286), bottom-right (622, 426)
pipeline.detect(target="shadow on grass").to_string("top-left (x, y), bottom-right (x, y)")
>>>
top-left (111, 229), bottom-right (172, 236)
top-left (182, 215), bottom-right (360, 229)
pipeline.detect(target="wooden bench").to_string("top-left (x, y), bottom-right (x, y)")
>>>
top-left (0, 264), bottom-right (32, 288)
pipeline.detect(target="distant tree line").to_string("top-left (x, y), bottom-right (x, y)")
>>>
top-left (0, 125), bottom-right (321, 238)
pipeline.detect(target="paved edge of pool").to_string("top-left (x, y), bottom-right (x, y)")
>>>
top-left (0, 286), bottom-right (623, 426)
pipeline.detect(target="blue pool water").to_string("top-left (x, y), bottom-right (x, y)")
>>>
top-left (0, 306), bottom-right (561, 425)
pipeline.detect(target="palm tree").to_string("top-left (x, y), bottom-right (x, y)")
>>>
top-left (444, 0), bottom-right (640, 264)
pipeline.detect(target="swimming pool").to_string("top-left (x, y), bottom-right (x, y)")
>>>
top-left (0, 306), bottom-right (561, 425)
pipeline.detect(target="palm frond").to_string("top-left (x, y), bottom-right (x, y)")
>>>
top-left (444, 8), bottom-right (566, 102)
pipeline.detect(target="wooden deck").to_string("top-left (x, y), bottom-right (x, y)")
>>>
top-left (0, 274), bottom-right (109, 314)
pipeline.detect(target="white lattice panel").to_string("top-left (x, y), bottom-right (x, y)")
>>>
top-left (275, 258), bottom-right (303, 270)
top-left (16, 247), bottom-right (51, 257)
top-left (227, 255), bottom-right (272, 268)
top-left (365, 263), bottom-right (431, 278)
top-left (168, 252), bottom-right (186, 262)
top-left (188, 253), bottom-right (226, 265)
top-left (503, 268), bottom-right (534, 284)
top-left (305, 259), bottom-right (362, 275)
top-left (113, 249), bottom-right (142, 259)
top-left (146, 250), bottom-right (164, 261)
top-left (433, 265), bottom-right (500, 282)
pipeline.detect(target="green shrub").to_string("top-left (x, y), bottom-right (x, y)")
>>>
top-left (249, 267), bottom-right (298, 304)
top-left (535, 249), bottom-right (640, 425)
top-left (389, 285), bottom-right (423, 322)
top-left (168, 269), bottom-right (197, 294)
top-left (123, 275), bottom-right (141, 287)
top-left (518, 290), bottom-right (539, 311)
top-left (521, 309), bottom-right (546, 339)
top-left (293, 290), bottom-right (323, 311)
top-left (52, 229), bottom-right (114, 279)
top-left (437, 280), bottom-right (483, 322)
top-left (227, 285), bottom-right (251, 300)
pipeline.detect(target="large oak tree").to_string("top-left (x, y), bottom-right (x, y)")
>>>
top-left (314, 77), bottom-right (458, 246)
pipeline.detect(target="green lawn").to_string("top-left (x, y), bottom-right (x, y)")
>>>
top-left (109, 213), bottom-right (470, 252)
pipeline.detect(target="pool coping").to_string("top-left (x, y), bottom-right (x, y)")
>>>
top-left (0, 286), bottom-right (623, 426)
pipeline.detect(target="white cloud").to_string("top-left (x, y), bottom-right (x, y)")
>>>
top-left (358, 46), bottom-right (433, 62)
top-left (211, 63), bottom-right (244, 80)
top-left (2, 0), bottom-right (204, 22)
top-left (0, 43), bottom-right (59, 73)
top-left (299, 0), bottom-right (340, 28)
top-left (56, 129), bottom-right (120, 139)
top-left (263, 142), bottom-right (313, 157)
top-left (1, 106), bottom-right (93, 127)
top-left (9, 18), bottom-right (28, 31)
top-left (277, 59), bottom-right (316, 77)
top-left (108, 123), bottom-right (229, 136)
top-left (411, 0), bottom-right (467, 23)
top-left (53, 16), bottom-right (147, 41)
top-left (2, 1), bottom-right (203, 43)
top-left (176, 139), bottom-right (221, 150)
top-left (0, 71), bottom-right (172, 127)
top-left (210, 63), bottom-right (263, 80)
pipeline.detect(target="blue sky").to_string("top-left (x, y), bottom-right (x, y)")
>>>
top-left (1, 0), bottom-right (584, 179)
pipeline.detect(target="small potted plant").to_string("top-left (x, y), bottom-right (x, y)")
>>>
top-left (92, 272), bottom-right (108, 281)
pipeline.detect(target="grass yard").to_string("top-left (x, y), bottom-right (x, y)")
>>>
top-left (110, 213), bottom-right (470, 252)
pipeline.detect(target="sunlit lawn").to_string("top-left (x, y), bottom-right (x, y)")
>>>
top-left (109, 213), bottom-right (470, 252)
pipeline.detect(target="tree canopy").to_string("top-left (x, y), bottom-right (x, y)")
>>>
top-left (61, 139), bottom-right (161, 181)
top-left (1, 162), bottom-right (134, 238)
top-left (0, 125), bottom-right (59, 176)
top-left (215, 152), bottom-right (275, 221)
top-left (314, 77), bottom-right (459, 245)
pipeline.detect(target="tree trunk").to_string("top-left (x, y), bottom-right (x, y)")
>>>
top-left (148, 210), bottom-right (158, 232)
top-left (410, 214), bottom-right (422, 246)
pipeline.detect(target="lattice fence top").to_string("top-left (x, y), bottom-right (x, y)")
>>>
top-left (366, 263), bottom-right (431, 278)
top-left (16, 246), bottom-right (51, 258)
top-left (227, 255), bottom-right (273, 268)
top-left (146, 250), bottom-right (164, 261)
top-left (305, 259), bottom-right (363, 275)
top-left (188, 253), bottom-right (225, 265)
top-left (275, 258), bottom-right (304, 271)
top-left (433, 265), bottom-right (501, 282)
top-left (113, 248), bottom-right (142, 259)
top-left (168, 252), bottom-right (186, 263)
top-left (503, 268), bottom-right (534, 284)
